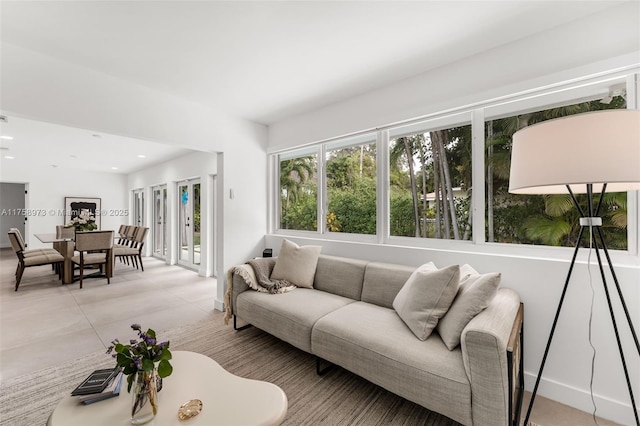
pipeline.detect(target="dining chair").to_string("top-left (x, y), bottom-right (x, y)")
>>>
top-left (54, 225), bottom-right (76, 253)
top-left (7, 230), bottom-right (64, 291)
top-left (9, 228), bottom-right (60, 256)
top-left (9, 227), bottom-right (63, 271)
top-left (115, 225), bottom-right (136, 248)
top-left (114, 227), bottom-right (148, 271)
top-left (56, 225), bottom-right (75, 240)
top-left (71, 230), bottom-right (114, 289)
top-left (116, 224), bottom-right (128, 244)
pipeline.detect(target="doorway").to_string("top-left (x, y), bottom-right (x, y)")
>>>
top-left (0, 182), bottom-right (26, 248)
top-left (132, 189), bottom-right (145, 226)
top-left (152, 185), bottom-right (167, 259)
top-left (177, 179), bottom-right (201, 269)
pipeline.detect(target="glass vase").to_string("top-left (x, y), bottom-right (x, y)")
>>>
top-left (130, 369), bottom-right (158, 425)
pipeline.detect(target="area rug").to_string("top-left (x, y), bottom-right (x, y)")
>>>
top-left (0, 310), bottom-right (460, 425)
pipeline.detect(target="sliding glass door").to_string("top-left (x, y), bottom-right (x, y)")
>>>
top-left (177, 179), bottom-right (201, 269)
top-left (152, 185), bottom-right (167, 259)
top-left (132, 189), bottom-right (145, 226)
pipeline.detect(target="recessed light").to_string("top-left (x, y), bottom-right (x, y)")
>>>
top-left (111, 166), bottom-right (119, 170)
top-left (0, 135), bottom-right (13, 140)
top-left (137, 154), bottom-right (146, 159)
top-left (51, 165), bottom-right (58, 168)
top-left (70, 155), bottom-right (78, 159)
top-left (4, 155), bottom-right (15, 159)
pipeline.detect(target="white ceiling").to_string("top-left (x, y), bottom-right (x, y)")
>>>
top-left (0, 116), bottom-right (194, 174)
top-left (0, 1), bottom-right (627, 173)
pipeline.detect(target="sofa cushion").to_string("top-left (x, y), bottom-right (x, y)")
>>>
top-left (393, 264), bottom-right (460, 341)
top-left (236, 288), bottom-right (354, 353)
top-left (271, 239), bottom-right (321, 288)
top-left (361, 262), bottom-right (417, 308)
top-left (314, 255), bottom-right (368, 300)
top-left (312, 302), bottom-right (472, 426)
top-left (437, 264), bottom-right (501, 350)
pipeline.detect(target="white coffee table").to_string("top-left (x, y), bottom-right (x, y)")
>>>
top-left (47, 351), bottom-right (288, 425)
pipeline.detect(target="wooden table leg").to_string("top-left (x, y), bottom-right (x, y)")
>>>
top-left (60, 241), bottom-right (74, 284)
top-left (106, 249), bottom-right (114, 279)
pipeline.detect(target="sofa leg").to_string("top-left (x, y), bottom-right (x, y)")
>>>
top-left (316, 357), bottom-right (334, 376)
top-left (233, 315), bottom-right (252, 331)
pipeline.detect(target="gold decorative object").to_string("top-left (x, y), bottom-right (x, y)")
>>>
top-left (178, 399), bottom-right (203, 420)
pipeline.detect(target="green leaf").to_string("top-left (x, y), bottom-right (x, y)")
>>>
top-left (142, 358), bottom-right (154, 372)
top-left (523, 216), bottom-right (572, 246)
top-left (157, 359), bottom-right (173, 378)
top-left (116, 352), bottom-right (131, 365)
top-left (543, 195), bottom-right (573, 217)
top-left (159, 348), bottom-right (172, 361)
top-left (127, 373), bottom-right (134, 393)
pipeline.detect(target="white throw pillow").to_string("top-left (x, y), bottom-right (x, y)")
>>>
top-left (392, 264), bottom-right (460, 341)
top-left (271, 239), bottom-right (322, 288)
top-left (437, 264), bottom-right (501, 350)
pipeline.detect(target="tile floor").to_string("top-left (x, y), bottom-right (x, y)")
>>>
top-left (0, 248), bottom-right (622, 425)
top-left (0, 248), bottom-right (217, 382)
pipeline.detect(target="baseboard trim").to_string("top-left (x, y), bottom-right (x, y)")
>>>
top-left (523, 371), bottom-right (634, 425)
top-left (214, 298), bottom-right (225, 312)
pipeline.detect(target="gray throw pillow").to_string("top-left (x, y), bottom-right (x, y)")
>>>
top-left (437, 264), bottom-right (501, 350)
top-left (271, 239), bottom-right (322, 288)
top-left (392, 264), bottom-right (460, 341)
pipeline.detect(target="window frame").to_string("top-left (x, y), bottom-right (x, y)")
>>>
top-left (269, 70), bottom-right (639, 263)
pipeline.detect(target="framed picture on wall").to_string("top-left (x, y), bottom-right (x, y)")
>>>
top-left (64, 197), bottom-right (101, 229)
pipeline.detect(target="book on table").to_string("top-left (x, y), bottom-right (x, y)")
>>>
top-left (77, 371), bottom-right (124, 405)
top-left (70, 367), bottom-right (121, 396)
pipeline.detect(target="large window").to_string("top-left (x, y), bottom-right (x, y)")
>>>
top-left (272, 74), bottom-right (635, 253)
top-left (279, 151), bottom-right (317, 231)
top-left (389, 122), bottom-right (472, 239)
top-left (485, 95), bottom-right (627, 249)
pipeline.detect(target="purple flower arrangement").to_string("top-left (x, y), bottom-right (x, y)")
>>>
top-left (107, 324), bottom-right (173, 392)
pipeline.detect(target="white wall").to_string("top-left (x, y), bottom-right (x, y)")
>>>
top-left (265, 5), bottom-right (640, 425)
top-left (127, 151), bottom-right (218, 277)
top-left (1, 42), bottom-right (269, 312)
top-left (0, 165), bottom-right (128, 249)
top-left (269, 3), bottom-right (640, 150)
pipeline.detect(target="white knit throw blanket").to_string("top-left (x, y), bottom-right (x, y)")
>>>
top-left (224, 258), bottom-right (296, 324)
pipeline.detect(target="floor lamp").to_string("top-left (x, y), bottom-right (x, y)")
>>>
top-left (508, 109), bottom-right (640, 426)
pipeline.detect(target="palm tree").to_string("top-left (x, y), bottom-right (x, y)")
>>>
top-left (280, 156), bottom-right (315, 228)
top-left (487, 96), bottom-right (627, 248)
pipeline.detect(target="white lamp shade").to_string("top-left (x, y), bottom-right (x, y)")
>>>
top-left (509, 109), bottom-right (640, 194)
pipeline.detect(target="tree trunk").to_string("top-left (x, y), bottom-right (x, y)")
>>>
top-left (433, 130), bottom-right (460, 240)
top-left (433, 138), bottom-right (442, 239)
top-left (419, 142), bottom-right (428, 238)
top-left (402, 138), bottom-right (420, 237)
top-left (463, 197), bottom-right (472, 240)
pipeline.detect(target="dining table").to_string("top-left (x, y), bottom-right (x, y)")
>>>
top-left (34, 233), bottom-right (113, 285)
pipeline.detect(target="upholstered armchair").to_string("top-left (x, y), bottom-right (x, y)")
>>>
top-left (114, 227), bottom-right (148, 271)
top-left (71, 230), bottom-right (114, 288)
top-left (7, 230), bottom-right (64, 291)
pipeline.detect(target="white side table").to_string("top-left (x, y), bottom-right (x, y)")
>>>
top-left (47, 351), bottom-right (288, 425)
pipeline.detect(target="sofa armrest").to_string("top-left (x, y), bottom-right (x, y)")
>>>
top-left (231, 268), bottom-right (252, 314)
top-left (461, 288), bottom-right (521, 426)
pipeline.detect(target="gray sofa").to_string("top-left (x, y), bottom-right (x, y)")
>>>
top-left (231, 254), bottom-right (523, 426)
